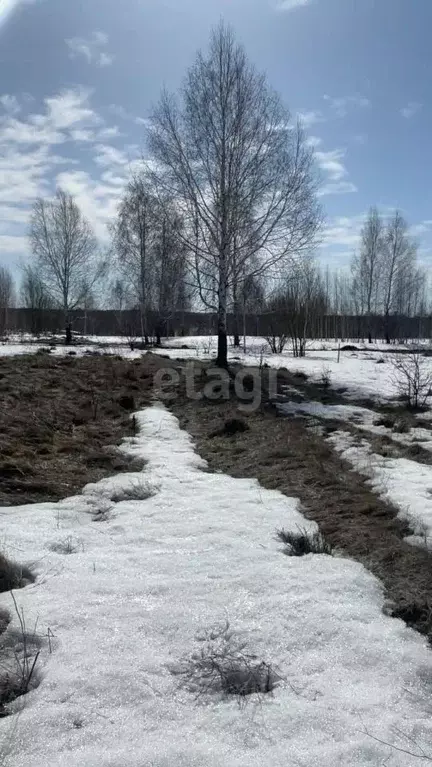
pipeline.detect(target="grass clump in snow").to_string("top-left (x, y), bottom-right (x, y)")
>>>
top-left (0, 596), bottom-right (42, 717)
top-left (110, 480), bottom-right (157, 503)
top-left (0, 554), bottom-right (35, 593)
top-left (49, 536), bottom-right (83, 555)
top-left (277, 527), bottom-right (333, 557)
top-left (175, 621), bottom-right (280, 701)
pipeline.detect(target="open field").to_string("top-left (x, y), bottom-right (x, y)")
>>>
top-left (2, 348), bottom-right (432, 764)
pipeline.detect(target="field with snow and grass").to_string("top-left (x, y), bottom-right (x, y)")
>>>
top-left (3, 341), bottom-right (432, 763)
top-left (2, 404), bottom-right (432, 766)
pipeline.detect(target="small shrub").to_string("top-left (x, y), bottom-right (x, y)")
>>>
top-left (266, 334), bottom-right (287, 355)
top-left (292, 371), bottom-right (308, 381)
top-left (375, 414), bottom-right (396, 429)
top-left (320, 366), bottom-right (332, 389)
top-left (174, 622), bottom-right (280, 700)
top-left (91, 500), bottom-right (114, 522)
top-left (390, 350), bottom-right (432, 410)
top-left (0, 608), bottom-right (10, 636)
top-left (393, 418), bottom-right (410, 434)
top-left (0, 554), bottom-right (35, 593)
top-left (110, 480), bottom-right (156, 503)
top-left (210, 418), bottom-right (250, 438)
top-left (277, 527), bottom-right (333, 556)
top-left (49, 536), bottom-right (83, 555)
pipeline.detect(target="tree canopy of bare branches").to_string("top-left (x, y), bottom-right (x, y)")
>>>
top-left (147, 22), bottom-right (321, 366)
top-left (110, 175), bottom-right (191, 343)
top-left (29, 189), bottom-right (105, 337)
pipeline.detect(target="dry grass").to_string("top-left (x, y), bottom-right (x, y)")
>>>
top-left (174, 621), bottom-right (279, 701)
top-left (169, 364), bottom-right (432, 640)
top-left (277, 528), bottom-right (333, 556)
top-left (0, 555), bottom-right (34, 593)
top-left (0, 352), bottom-right (175, 505)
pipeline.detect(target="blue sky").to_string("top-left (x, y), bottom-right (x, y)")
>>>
top-left (0, 0), bottom-right (431, 278)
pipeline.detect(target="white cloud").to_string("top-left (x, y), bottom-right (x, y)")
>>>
top-left (315, 149), bottom-right (347, 181)
top-left (322, 214), bottom-right (366, 250)
top-left (66, 31), bottom-right (114, 68)
top-left (276, 0), bottom-right (310, 10)
top-left (315, 147), bottom-right (357, 196)
top-left (0, 87), bottom-right (134, 260)
top-left (93, 144), bottom-right (130, 168)
top-left (0, 95), bottom-right (20, 115)
top-left (297, 110), bottom-right (324, 129)
top-left (319, 181), bottom-right (357, 196)
top-left (409, 220), bottom-right (432, 237)
top-left (323, 94), bottom-right (371, 118)
top-left (44, 88), bottom-right (100, 131)
top-left (306, 135), bottom-right (322, 148)
top-left (96, 126), bottom-right (121, 140)
top-left (55, 170), bottom-right (124, 241)
top-left (401, 102), bottom-right (422, 119)
top-left (108, 104), bottom-right (148, 126)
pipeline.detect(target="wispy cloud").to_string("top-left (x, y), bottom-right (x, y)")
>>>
top-left (315, 148), bottom-right (357, 196)
top-left (66, 31), bottom-right (114, 68)
top-left (297, 110), bottom-right (325, 129)
top-left (0, 95), bottom-right (20, 115)
top-left (323, 94), bottom-right (371, 118)
top-left (321, 214), bottom-right (366, 257)
top-left (409, 220), bottom-right (432, 237)
top-left (400, 102), bottom-right (422, 119)
top-left (275, 0), bottom-right (310, 11)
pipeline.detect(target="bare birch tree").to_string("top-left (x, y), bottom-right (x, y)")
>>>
top-left (0, 266), bottom-right (14, 335)
top-left (147, 22), bottom-right (320, 366)
top-left (110, 176), bottom-right (158, 344)
top-left (381, 211), bottom-right (417, 342)
top-left (29, 189), bottom-right (104, 342)
top-left (350, 207), bottom-right (383, 341)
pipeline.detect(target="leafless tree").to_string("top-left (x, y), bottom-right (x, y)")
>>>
top-left (29, 189), bottom-right (104, 342)
top-left (110, 176), bottom-right (158, 344)
top-left (381, 211), bottom-right (417, 342)
top-left (20, 264), bottom-right (53, 335)
top-left (147, 22), bottom-right (321, 366)
top-left (0, 267), bottom-right (15, 336)
top-left (351, 207), bottom-right (383, 341)
top-left (151, 204), bottom-right (191, 343)
top-left (263, 256), bottom-right (325, 356)
top-left (21, 265), bottom-right (51, 311)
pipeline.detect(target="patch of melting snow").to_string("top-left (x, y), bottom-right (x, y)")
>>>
top-left (1, 405), bottom-right (432, 765)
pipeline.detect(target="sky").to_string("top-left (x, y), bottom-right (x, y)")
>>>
top-left (0, 0), bottom-right (431, 282)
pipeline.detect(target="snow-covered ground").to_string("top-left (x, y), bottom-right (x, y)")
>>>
top-left (153, 335), bottom-right (430, 404)
top-left (2, 404), bottom-right (432, 765)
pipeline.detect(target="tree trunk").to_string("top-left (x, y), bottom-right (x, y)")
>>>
top-left (232, 277), bottom-right (240, 346)
top-left (65, 322), bottom-right (72, 345)
top-left (216, 281), bottom-right (228, 367)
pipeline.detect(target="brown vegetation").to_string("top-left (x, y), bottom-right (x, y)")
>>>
top-left (0, 352), bottom-right (175, 505)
